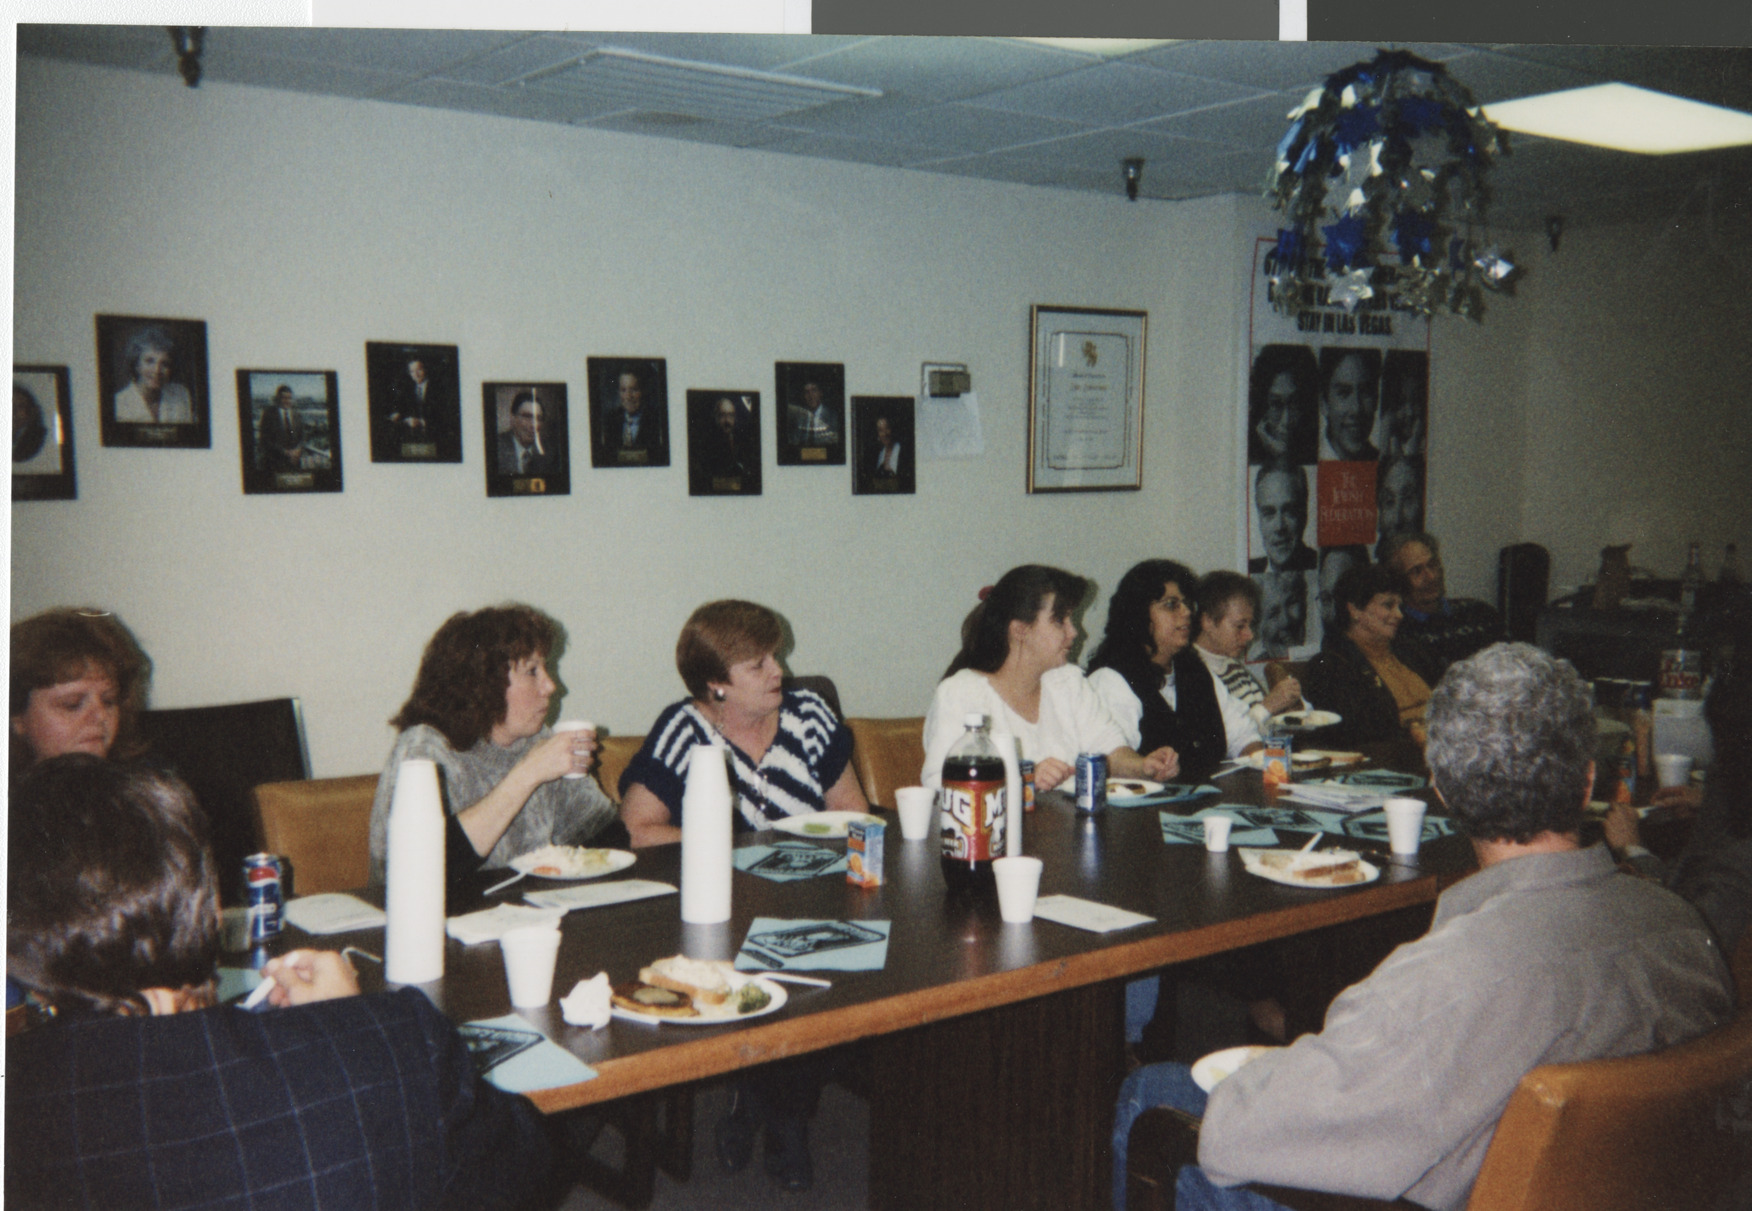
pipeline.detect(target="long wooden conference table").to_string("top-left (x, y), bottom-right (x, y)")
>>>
top-left (287, 752), bottom-right (1474, 1210)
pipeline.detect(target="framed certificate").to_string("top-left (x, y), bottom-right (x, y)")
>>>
top-left (1027, 305), bottom-right (1146, 493)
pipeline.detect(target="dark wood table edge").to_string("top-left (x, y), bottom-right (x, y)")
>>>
top-left (525, 870), bottom-right (1440, 1113)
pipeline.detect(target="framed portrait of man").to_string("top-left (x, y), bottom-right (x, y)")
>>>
top-left (775, 361), bottom-right (846, 467)
top-left (851, 395), bottom-right (914, 496)
top-left (483, 382), bottom-right (570, 498)
top-left (589, 357), bottom-right (669, 468)
top-left (366, 341), bottom-right (462, 463)
top-left (685, 389), bottom-right (761, 497)
top-left (235, 369), bottom-right (342, 495)
top-left (13, 364), bottom-right (76, 501)
top-left (96, 314), bottom-right (210, 449)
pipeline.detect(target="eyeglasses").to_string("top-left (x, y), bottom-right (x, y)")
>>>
top-left (1157, 597), bottom-right (1193, 614)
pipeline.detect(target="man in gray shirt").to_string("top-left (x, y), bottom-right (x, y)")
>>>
top-left (1112, 643), bottom-right (1732, 1211)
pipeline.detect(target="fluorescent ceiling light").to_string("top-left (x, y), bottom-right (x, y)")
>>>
top-left (1483, 83), bottom-right (1752, 155)
top-left (1012, 38), bottom-right (1176, 57)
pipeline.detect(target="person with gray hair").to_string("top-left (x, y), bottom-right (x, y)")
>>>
top-left (1111, 642), bottom-right (1732, 1211)
top-left (113, 326), bottom-right (194, 424)
top-left (1381, 530), bottom-right (1505, 675)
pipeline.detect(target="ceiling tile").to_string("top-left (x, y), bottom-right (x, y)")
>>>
top-left (966, 60), bottom-right (1264, 126)
top-left (583, 112), bottom-right (794, 151)
top-left (211, 27), bottom-right (516, 76)
top-left (783, 36), bottom-right (1096, 103)
top-left (430, 34), bottom-right (590, 86)
top-left (580, 33), bottom-right (874, 72)
top-left (1137, 91), bottom-right (1305, 150)
top-left (18, 23), bottom-right (173, 73)
top-left (383, 77), bottom-right (623, 125)
top-left (778, 94), bottom-right (1088, 155)
top-left (756, 131), bottom-right (924, 169)
top-left (200, 50), bottom-right (423, 101)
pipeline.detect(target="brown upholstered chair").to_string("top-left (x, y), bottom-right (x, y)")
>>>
top-left (594, 734), bottom-right (645, 804)
top-left (1126, 933), bottom-right (1752, 1211)
top-left (845, 716), bottom-right (926, 810)
top-left (252, 775), bottom-right (378, 896)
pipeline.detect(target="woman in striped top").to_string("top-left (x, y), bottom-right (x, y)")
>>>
top-left (619, 599), bottom-right (866, 848)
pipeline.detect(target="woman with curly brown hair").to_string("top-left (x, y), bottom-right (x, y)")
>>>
top-left (367, 605), bottom-right (620, 885)
top-left (10, 607), bottom-right (151, 773)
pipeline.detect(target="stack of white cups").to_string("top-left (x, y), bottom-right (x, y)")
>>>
top-left (680, 744), bottom-right (734, 924)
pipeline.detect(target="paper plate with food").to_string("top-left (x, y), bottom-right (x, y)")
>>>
top-left (1266, 709), bottom-right (1341, 734)
top-left (609, 955), bottom-right (787, 1025)
top-left (771, 811), bottom-right (883, 839)
top-left (1238, 846), bottom-right (1379, 888)
top-left (1191, 1044), bottom-right (1278, 1092)
top-left (1105, 778), bottom-right (1165, 803)
top-left (508, 845), bottom-right (636, 881)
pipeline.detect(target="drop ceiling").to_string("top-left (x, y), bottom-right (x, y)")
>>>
top-left (18, 26), bottom-right (1752, 231)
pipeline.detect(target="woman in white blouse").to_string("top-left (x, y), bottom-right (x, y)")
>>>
top-left (922, 564), bottom-right (1178, 791)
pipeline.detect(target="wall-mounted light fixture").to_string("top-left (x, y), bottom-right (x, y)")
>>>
top-left (168, 27), bottom-right (205, 88)
top-left (1123, 158), bottom-right (1143, 202)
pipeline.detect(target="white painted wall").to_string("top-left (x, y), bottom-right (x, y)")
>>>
top-left (16, 56), bottom-right (1747, 778)
top-left (12, 57), bottom-right (1253, 775)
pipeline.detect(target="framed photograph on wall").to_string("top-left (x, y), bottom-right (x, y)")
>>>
top-left (775, 361), bottom-right (846, 466)
top-left (236, 370), bottom-right (342, 495)
top-left (1026, 305), bottom-right (1146, 493)
top-left (483, 382), bottom-right (570, 497)
top-left (589, 357), bottom-right (669, 468)
top-left (96, 313), bottom-right (210, 449)
top-left (366, 341), bottom-right (462, 463)
top-left (13, 364), bottom-right (76, 501)
top-left (686, 389), bottom-right (761, 496)
top-left (851, 395), bottom-right (914, 496)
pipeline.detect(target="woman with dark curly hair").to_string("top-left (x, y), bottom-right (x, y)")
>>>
top-left (368, 605), bottom-right (620, 885)
top-left (10, 607), bottom-right (151, 773)
top-left (1086, 560), bottom-right (1261, 783)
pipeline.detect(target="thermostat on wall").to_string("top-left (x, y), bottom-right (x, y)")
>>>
top-left (923, 363), bottom-right (970, 397)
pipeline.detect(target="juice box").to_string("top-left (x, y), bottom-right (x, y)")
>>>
top-left (848, 818), bottom-right (885, 888)
top-left (1262, 735), bottom-right (1294, 786)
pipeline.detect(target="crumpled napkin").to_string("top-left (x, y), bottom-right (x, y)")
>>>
top-left (559, 972), bottom-right (612, 1029)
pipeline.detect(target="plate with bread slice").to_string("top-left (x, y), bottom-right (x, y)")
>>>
top-left (1237, 846), bottom-right (1379, 889)
top-left (609, 955), bottom-right (788, 1025)
top-left (508, 845), bottom-right (635, 881)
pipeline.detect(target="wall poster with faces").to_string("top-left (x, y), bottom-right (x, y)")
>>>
top-left (1243, 235), bottom-right (1430, 662)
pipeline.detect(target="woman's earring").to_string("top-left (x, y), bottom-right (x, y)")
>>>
top-left (713, 688), bottom-right (727, 702)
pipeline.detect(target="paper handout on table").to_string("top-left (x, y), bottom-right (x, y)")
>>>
top-left (1160, 806), bottom-right (1278, 847)
top-left (284, 893), bottom-right (387, 935)
top-left (1278, 783), bottom-right (1390, 812)
top-left (1031, 895), bottom-right (1155, 934)
top-left (447, 903), bottom-right (564, 946)
top-left (734, 917), bottom-right (891, 972)
top-left (523, 878), bottom-right (678, 913)
top-left (733, 841), bottom-right (849, 882)
top-left (459, 1014), bottom-right (597, 1094)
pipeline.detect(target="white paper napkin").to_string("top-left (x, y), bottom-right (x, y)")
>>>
top-left (559, 972), bottom-right (613, 1029)
top-left (1031, 894), bottom-right (1155, 933)
top-left (283, 893), bottom-right (387, 934)
top-left (446, 903), bottom-right (564, 946)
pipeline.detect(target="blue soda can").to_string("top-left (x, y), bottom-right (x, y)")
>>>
top-left (1075, 753), bottom-right (1108, 815)
top-left (244, 853), bottom-right (284, 942)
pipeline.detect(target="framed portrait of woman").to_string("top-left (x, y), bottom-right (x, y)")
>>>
top-left (95, 314), bottom-right (210, 449)
top-left (13, 364), bottom-right (76, 501)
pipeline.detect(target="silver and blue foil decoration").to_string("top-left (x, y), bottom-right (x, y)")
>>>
top-left (1267, 50), bottom-right (1514, 322)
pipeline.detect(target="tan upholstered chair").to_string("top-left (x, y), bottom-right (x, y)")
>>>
top-left (1126, 934), bottom-right (1752, 1211)
top-left (594, 734), bottom-right (645, 804)
top-left (252, 775), bottom-right (377, 896)
top-left (845, 717), bottom-right (927, 810)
